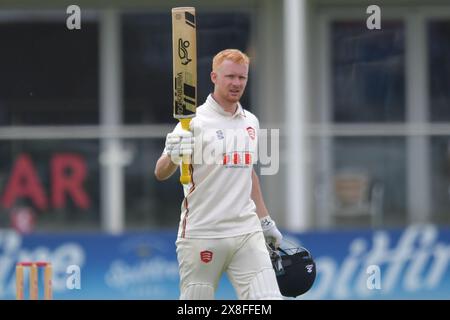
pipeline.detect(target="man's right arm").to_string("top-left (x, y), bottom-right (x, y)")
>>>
top-left (154, 154), bottom-right (179, 181)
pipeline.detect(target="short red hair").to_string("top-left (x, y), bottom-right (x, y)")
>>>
top-left (212, 49), bottom-right (250, 72)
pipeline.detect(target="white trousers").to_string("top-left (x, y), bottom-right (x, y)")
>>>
top-left (176, 231), bottom-right (282, 300)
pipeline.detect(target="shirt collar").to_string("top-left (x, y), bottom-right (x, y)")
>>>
top-left (207, 94), bottom-right (246, 118)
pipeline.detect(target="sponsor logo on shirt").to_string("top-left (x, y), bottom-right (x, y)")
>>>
top-left (222, 152), bottom-right (253, 168)
top-left (216, 130), bottom-right (224, 140)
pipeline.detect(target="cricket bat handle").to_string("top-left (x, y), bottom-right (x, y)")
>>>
top-left (179, 118), bottom-right (191, 185)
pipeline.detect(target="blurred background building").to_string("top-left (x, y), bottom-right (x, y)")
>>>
top-left (0, 0), bottom-right (450, 234)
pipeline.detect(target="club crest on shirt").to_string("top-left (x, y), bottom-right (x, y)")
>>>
top-left (200, 250), bottom-right (213, 263)
top-left (246, 127), bottom-right (255, 140)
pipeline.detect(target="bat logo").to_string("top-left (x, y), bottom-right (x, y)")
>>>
top-left (178, 38), bottom-right (192, 65)
top-left (175, 72), bottom-right (184, 113)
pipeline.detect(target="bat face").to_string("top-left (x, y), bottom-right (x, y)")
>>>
top-left (172, 7), bottom-right (197, 120)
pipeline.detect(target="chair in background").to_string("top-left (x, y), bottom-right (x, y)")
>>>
top-left (333, 170), bottom-right (384, 227)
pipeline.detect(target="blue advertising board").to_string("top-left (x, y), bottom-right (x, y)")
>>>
top-left (0, 225), bottom-right (449, 299)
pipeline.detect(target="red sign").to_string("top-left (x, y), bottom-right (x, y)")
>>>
top-left (1, 153), bottom-right (90, 210)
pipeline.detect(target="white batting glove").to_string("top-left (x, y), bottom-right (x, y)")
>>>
top-left (164, 128), bottom-right (194, 165)
top-left (260, 216), bottom-right (283, 248)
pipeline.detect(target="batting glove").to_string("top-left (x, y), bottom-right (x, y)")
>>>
top-left (164, 128), bottom-right (194, 165)
top-left (260, 216), bottom-right (283, 248)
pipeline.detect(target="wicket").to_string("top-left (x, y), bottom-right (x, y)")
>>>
top-left (16, 261), bottom-right (52, 300)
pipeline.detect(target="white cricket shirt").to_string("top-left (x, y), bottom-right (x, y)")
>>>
top-left (169, 94), bottom-right (262, 238)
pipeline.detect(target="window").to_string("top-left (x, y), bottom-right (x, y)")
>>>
top-left (428, 20), bottom-right (450, 122)
top-left (0, 21), bottom-right (99, 125)
top-left (331, 21), bottom-right (405, 122)
top-left (332, 137), bottom-right (406, 227)
top-left (430, 137), bottom-right (450, 225)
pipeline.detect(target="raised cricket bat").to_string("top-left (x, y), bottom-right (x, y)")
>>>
top-left (172, 7), bottom-right (197, 185)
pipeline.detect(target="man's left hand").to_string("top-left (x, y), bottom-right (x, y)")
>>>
top-left (260, 216), bottom-right (283, 248)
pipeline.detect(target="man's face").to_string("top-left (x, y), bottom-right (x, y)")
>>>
top-left (211, 59), bottom-right (249, 105)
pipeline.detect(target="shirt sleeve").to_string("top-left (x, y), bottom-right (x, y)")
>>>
top-left (254, 116), bottom-right (260, 131)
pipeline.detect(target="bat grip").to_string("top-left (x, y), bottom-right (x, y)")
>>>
top-left (179, 118), bottom-right (192, 185)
